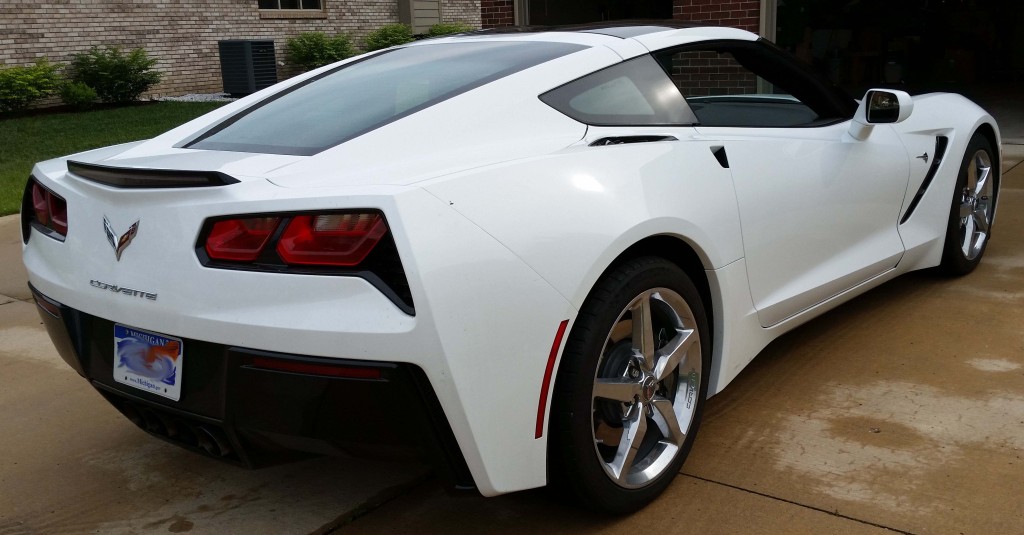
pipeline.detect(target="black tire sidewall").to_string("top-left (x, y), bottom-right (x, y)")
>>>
top-left (549, 256), bottom-right (711, 514)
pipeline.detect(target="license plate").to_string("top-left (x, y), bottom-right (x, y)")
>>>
top-left (113, 324), bottom-right (183, 401)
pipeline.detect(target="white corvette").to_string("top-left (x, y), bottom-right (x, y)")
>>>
top-left (22, 23), bottom-right (1000, 512)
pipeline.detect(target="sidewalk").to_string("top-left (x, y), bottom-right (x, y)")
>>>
top-left (0, 215), bottom-right (29, 303)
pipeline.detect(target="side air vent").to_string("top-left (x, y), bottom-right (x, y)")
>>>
top-left (589, 135), bottom-right (677, 146)
top-left (67, 161), bottom-right (240, 189)
top-left (218, 40), bottom-right (278, 97)
top-left (900, 136), bottom-right (949, 224)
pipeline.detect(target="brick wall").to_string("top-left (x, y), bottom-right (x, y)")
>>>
top-left (0, 0), bottom-right (481, 98)
top-left (443, 0), bottom-right (482, 25)
top-left (666, 50), bottom-right (758, 96)
top-left (672, 0), bottom-right (759, 33)
top-left (480, 0), bottom-right (514, 28)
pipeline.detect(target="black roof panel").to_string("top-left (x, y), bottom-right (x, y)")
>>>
top-left (473, 20), bottom-right (703, 39)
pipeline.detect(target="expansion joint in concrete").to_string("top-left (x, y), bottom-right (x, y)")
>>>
top-left (679, 473), bottom-right (917, 535)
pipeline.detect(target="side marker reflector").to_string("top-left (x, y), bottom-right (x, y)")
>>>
top-left (535, 319), bottom-right (569, 439)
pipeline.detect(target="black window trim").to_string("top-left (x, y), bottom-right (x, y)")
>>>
top-left (648, 38), bottom-right (859, 130)
top-left (258, 0), bottom-right (323, 10)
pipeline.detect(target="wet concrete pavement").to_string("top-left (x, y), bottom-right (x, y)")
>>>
top-left (1, 147), bottom-right (1021, 534)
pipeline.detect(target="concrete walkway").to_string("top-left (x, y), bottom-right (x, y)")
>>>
top-left (0, 151), bottom-right (1021, 534)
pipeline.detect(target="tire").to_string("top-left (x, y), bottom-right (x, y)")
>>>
top-left (939, 133), bottom-right (999, 275)
top-left (549, 256), bottom-right (711, 514)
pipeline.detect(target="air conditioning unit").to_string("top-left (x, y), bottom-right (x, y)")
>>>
top-left (218, 40), bottom-right (278, 97)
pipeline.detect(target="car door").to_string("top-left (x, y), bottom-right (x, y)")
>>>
top-left (653, 41), bottom-right (910, 327)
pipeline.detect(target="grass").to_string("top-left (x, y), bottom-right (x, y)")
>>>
top-left (0, 102), bottom-right (225, 216)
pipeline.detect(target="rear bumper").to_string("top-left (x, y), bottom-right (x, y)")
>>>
top-left (30, 284), bottom-right (474, 488)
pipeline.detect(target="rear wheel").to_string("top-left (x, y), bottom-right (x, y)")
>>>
top-left (549, 257), bottom-right (710, 513)
top-left (940, 133), bottom-right (999, 275)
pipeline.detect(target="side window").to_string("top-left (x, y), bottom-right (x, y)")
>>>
top-left (540, 55), bottom-right (697, 126)
top-left (653, 47), bottom-right (821, 128)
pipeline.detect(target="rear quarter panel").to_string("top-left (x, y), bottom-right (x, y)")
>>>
top-left (421, 132), bottom-right (745, 310)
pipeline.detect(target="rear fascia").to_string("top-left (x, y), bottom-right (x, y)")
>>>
top-left (24, 167), bottom-right (578, 496)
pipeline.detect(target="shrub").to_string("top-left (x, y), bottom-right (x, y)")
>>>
top-left (66, 46), bottom-right (162, 104)
top-left (286, 32), bottom-right (357, 71)
top-left (0, 60), bottom-right (61, 113)
top-left (427, 22), bottom-right (475, 36)
top-left (59, 81), bottom-right (97, 110)
top-left (363, 24), bottom-right (414, 52)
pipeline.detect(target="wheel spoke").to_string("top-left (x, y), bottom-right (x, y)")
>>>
top-left (972, 209), bottom-right (990, 234)
top-left (974, 165), bottom-right (990, 196)
top-left (959, 200), bottom-right (973, 220)
top-left (653, 328), bottom-right (696, 381)
top-left (630, 293), bottom-right (656, 372)
top-left (651, 397), bottom-right (685, 446)
top-left (961, 214), bottom-right (975, 256)
top-left (594, 378), bottom-right (641, 403)
top-left (609, 403), bottom-right (647, 482)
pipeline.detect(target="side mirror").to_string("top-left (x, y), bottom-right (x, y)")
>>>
top-left (848, 89), bottom-right (914, 140)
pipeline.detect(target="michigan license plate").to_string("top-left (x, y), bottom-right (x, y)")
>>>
top-left (113, 324), bottom-right (184, 401)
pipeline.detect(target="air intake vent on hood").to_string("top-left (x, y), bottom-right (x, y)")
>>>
top-left (66, 161), bottom-right (240, 189)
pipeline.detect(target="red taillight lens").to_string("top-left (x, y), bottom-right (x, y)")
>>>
top-left (31, 182), bottom-right (49, 226)
top-left (276, 213), bottom-right (387, 267)
top-left (29, 180), bottom-right (69, 237)
top-left (204, 217), bottom-right (281, 262)
top-left (48, 193), bottom-right (68, 236)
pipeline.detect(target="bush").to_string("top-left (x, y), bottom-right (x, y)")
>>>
top-left (427, 22), bottom-right (475, 36)
top-left (286, 32), bottom-right (357, 71)
top-left (66, 46), bottom-right (162, 104)
top-left (0, 60), bottom-right (61, 113)
top-left (59, 81), bottom-right (97, 110)
top-left (363, 24), bottom-right (414, 52)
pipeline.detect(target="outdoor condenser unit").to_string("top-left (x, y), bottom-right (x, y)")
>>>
top-left (218, 40), bottom-right (277, 96)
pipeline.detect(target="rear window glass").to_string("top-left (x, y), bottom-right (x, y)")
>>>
top-left (540, 54), bottom-right (697, 126)
top-left (187, 41), bottom-right (586, 156)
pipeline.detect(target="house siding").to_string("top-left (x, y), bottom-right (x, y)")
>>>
top-left (0, 0), bottom-right (480, 97)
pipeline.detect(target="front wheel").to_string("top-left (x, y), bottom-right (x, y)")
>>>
top-left (549, 257), bottom-right (711, 513)
top-left (940, 133), bottom-right (999, 275)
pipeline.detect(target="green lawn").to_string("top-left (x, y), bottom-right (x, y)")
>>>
top-left (0, 102), bottom-right (225, 216)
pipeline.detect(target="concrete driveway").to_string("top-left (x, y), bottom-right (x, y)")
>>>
top-left (1, 148), bottom-right (1021, 534)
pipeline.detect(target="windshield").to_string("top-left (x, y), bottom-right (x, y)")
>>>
top-left (187, 41), bottom-right (586, 156)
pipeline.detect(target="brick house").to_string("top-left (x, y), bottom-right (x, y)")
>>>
top-left (1, 1), bottom-right (483, 97)
top-left (5, 0), bottom-right (1016, 98)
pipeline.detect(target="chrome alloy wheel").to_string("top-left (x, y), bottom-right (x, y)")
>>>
top-left (591, 288), bottom-right (702, 488)
top-left (958, 149), bottom-right (994, 260)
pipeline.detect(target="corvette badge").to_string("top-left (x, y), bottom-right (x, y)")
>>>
top-left (103, 217), bottom-right (139, 261)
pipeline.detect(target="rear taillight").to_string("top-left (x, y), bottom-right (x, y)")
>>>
top-left (197, 210), bottom-right (412, 313)
top-left (276, 213), bottom-right (387, 267)
top-left (204, 217), bottom-right (281, 262)
top-left (25, 179), bottom-right (69, 240)
top-left (200, 211), bottom-right (389, 268)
